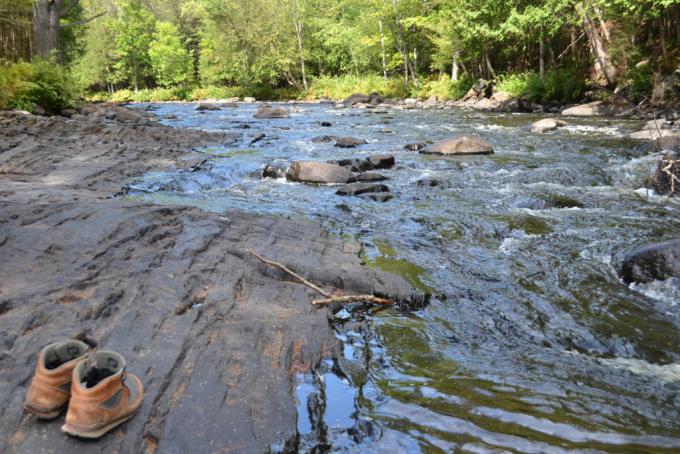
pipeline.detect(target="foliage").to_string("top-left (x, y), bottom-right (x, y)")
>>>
top-left (412, 75), bottom-right (474, 100)
top-left (497, 70), bottom-right (587, 103)
top-left (306, 74), bottom-right (409, 100)
top-left (0, 60), bottom-right (79, 112)
top-left (149, 22), bottom-right (193, 87)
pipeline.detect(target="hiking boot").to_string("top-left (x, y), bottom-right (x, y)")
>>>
top-left (24, 340), bottom-right (90, 419)
top-left (62, 350), bottom-right (143, 439)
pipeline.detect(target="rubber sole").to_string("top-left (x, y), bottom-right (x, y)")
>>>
top-left (23, 401), bottom-right (63, 420)
top-left (61, 412), bottom-right (136, 439)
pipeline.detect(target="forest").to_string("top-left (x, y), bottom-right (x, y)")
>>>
top-left (1, 0), bottom-right (680, 108)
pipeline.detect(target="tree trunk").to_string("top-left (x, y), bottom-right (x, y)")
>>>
top-left (294, 18), bottom-right (308, 91)
top-left (583, 13), bottom-right (616, 86)
top-left (451, 49), bottom-right (459, 81)
top-left (32, 0), bottom-right (62, 60)
top-left (391, 0), bottom-right (410, 85)
top-left (539, 37), bottom-right (545, 80)
top-left (379, 19), bottom-right (387, 80)
top-left (484, 51), bottom-right (496, 79)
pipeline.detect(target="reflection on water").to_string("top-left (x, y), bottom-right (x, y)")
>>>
top-left (130, 102), bottom-right (680, 453)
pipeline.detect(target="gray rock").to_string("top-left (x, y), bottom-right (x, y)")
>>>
top-left (195, 103), bottom-right (222, 111)
top-left (254, 106), bottom-right (290, 119)
top-left (404, 143), bottom-right (427, 151)
top-left (321, 121), bottom-right (332, 127)
top-left (531, 118), bottom-right (568, 133)
top-left (367, 153), bottom-right (395, 169)
top-left (561, 101), bottom-right (631, 117)
top-left (358, 193), bottom-right (394, 202)
top-left (243, 96), bottom-right (256, 103)
top-left (356, 172), bottom-right (387, 182)
top-left (286, 161), bottom-right (354, 184)
top-left (311, 135), bottom-right (336, 143)
top-left (32, 105), bottom-right (46, 116)
top-left (654, 135), bottom-right (680, 153)
top-left (421, 134), bottom-right (494, 155)
top-left (630, 129), bottom-right (680, 140)
top-left (620, 239), bottom-right (680, 283)
top-left (262, 164), bottom-right (286, 179)
top-left (343, 93), bottom-right (383, 106)
top-left (60, 108), bottom-right (77, 118)
top-left (336, 182), bottom-right (389, 196)
top-left (334, 136), bottom-right (368, 148)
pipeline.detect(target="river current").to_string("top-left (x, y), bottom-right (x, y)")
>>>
top-left (129, 102), bottom-right (680, 453)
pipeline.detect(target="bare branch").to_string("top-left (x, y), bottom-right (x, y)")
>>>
top-left (61, 11), bottom-right (106, 29)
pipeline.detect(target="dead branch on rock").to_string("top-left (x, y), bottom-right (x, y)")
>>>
top-left (650, 155), bottom-right (680, 196)
top-left (312, 295), bottom-right (394, 306)
top-left (246, 249), bottom-right (396, 307)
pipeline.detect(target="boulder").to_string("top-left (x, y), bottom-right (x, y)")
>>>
top-left (343, 92), bottom-right (383, 106)
top-left (31, 105), bottom-right (46, 116)
top-left (321, 121), bottom-right (332, 127)
top-left (195, 103), bottom-right (221, 111)
top-left (334, 136), bottom-right (368, 148)
top-left (421, 134), bottom-right (494, 155)
top-left (286, 161), bottom-right (354, 184)
top-left (654, 135), bottom-right (680, 153)
top-left (561, 101), bottom-right (631, 117)
top-left (222, 102), bottom-right (238, 108)
top-left (336, 183), bottom-right (389, 196)
top-left (262, 164), bottom-right (286, 179)
top-left (620, 239), bottom-right (680, 283)
top-left (630, 129), bottom-right (680, 140)
top-left (243, 97), bottom-right (256, 103)
top-left (254, 106), bottom-right (289, 119)
top-left (60, 108), bottom-right (77, 118)
top-left (367, 153), bottom-right (395, 169)
top-left (331, 154), bottom-right (395, 172)
top-left (404, 142), bottom-right (427, 151)
top-left (531, 118), bottom-right (569, 133)
top-left (356, 172), bottom-right (387, 182)
top-left (416, 177), bottom-right (449, 188)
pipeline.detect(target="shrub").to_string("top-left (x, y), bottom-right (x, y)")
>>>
top-left (412, 75), bottom-right (474, 100)
top-left (496, 70), bottom-right (587, 103)
top-left (306, 74), bottom-right (409, 100)
top-left (0, 59), bottom-right (79, 113)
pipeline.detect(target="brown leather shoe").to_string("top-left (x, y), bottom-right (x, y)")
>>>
top-left (62, 350), bottom-right (143, 439)
top-left (24, 340), bottom-right (90, 419)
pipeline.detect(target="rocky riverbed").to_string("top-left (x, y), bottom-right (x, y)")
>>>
top-left (2, 99), bottom-right (680, 453)
top-left (0, 108), bottom-right (422, 453)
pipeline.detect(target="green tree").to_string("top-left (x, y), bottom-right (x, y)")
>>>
top-left (113, 0), bottom-right (156, 90)
top-left (149, 21), bottom-right (192, 87)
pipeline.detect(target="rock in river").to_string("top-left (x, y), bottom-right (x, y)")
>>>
top-left (195, 103), bottom-right (222, 111)
top-left (561, 101), bottom-right (630, 117)
top-left (286, 161), bottom-right (354, 184)
top-left (356, 172), bottom-right (387, 182)
top-left (254, 106), bottom-right (290, 119)
top-left (531, 118), bottom-right (568, 133)
top-left (262, 164), bottom-right (286, 179)
top-left (620, 238), bottom-right (680, 283)
top-left (334, 136), bottom-right (368, 148)
top-left (331, 154), bottom-right (395, 172)
top-left (404, 142), bottom-right (427, 151)
top-left (421, 134), bottom-right (494, 155)
top-left (336, 182), bottom-right (389, 196)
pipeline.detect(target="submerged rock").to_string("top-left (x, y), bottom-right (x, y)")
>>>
top-left (311, 135), bottom-right (336, 143)
top-left (531, 118), bottom-right (568, 133)
top-left (404, 142), bottom-right (427, 151)
top-left (359, 193), bottom-right (394, 202)
top-left (254, 106), bottom-right (290, 119)
top-left (336, 182), bottom-right (389, 196)
top-left (331, 154), bottom-right (395, 172)
top-left (286, 161), bottom-right (354, 184)
top-left (195, 103), bottom-right (222, 111)
top-left (356, 172), bottom-right (387, 182)
top-left (262, 164), bottom-right (286, 179)
top-left (334, 136), bottom-right (368, 148)
top-left (421, 134), bottom-right (494, 155)
top-left (620, 239), bottom-right (680, 283)
top-left (654, 135), bottom-right (680, 153)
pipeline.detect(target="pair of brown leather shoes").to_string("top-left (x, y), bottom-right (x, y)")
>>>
top-left (23, 340), bottom-right (144, 439)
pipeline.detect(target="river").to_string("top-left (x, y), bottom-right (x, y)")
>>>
top-left (128, 102), bottom-right (680, 453)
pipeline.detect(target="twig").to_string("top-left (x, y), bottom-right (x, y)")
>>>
top-left (246, 249), bottom-right (331, 298)
top-left (312, 295), bottom-right (393, 306)
top-left (246, 249), bottom-right (396, 307)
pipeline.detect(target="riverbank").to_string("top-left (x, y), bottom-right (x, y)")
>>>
top-left (0, 107), bottom-right (422, 452)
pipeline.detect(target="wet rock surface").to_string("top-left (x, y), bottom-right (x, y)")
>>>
top-left (334, 136), bottom-right (368, 148)
top-left (286, 161), bottom-right (354, 184)
top-left (0, 109), bottom-right (420, 453)
top-left (421, 134), bottom-right (494, 155)
top-left (531, 118), bottom-right (568, 133)
top-left (254, 106), bottom-right (290, 119)
top-left (336, 183), bottom-right (389, 197)
top-left (620, 239), bottom-right (680, 283)
top-left (195, 103), bottom-right (222, 111)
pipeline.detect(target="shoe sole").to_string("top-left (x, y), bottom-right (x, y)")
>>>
top-left (23, 402), bottom-right (63, 420)
top-left (61, 412), bottom-right (137, 439)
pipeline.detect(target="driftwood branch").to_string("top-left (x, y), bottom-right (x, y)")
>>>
top-left (246, 249), bottom-right (331, 298)
top-left (61, 11), bottom-right (107, 28)
top-left (312, 295), bottom-right (393, 306)
top-left (246, 249), bottom-right (396, 307)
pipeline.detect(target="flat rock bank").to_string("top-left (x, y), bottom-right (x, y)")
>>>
top-left (0, 109), bottom-right (421, 453)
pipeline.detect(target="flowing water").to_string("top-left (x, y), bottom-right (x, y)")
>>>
top-left (128, 102), bottom-right (680, 453)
